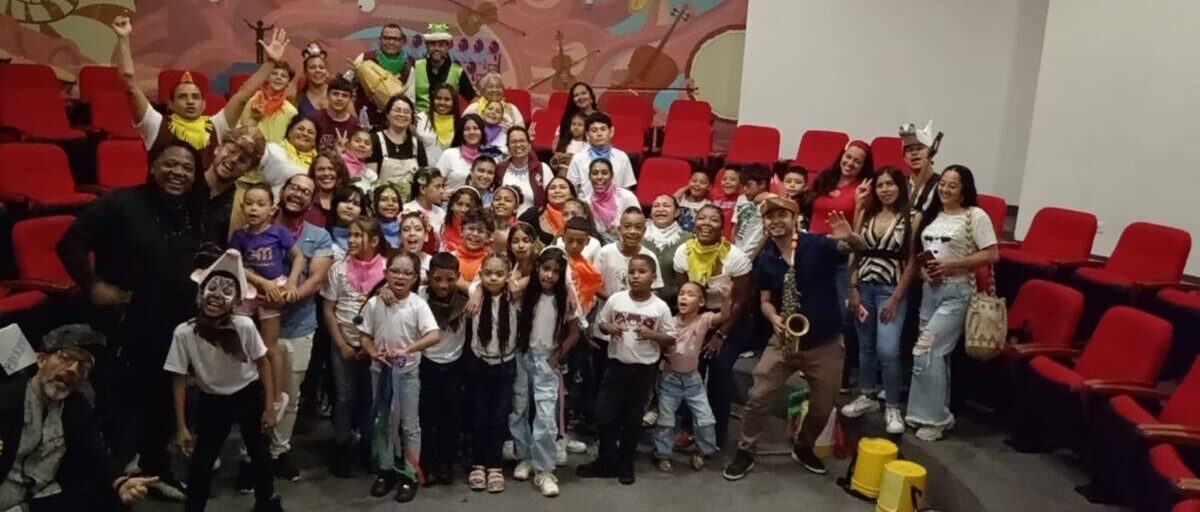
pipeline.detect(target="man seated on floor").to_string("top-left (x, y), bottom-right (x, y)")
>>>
top-left (0, 329), bottom-right (157, 512)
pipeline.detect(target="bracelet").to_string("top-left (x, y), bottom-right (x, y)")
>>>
top-left (715, 330), bottom-right (728, 340)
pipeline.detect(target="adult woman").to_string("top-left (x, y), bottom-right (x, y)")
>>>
top-left (462, 72), bottom-right (524, 127)
top-left (297, 44), bottom-right (330, 117)
top-left (840, 167), bottom-right (917, 434)
top-left (490, 185), bottom-right (522, 252)
top-left (260, 114), bottom-right (321, 196)
top-left (436, 113), bottom-right (486, 189)
top-left (494, 126), bottom-right (553, 215)
top-left (327, 185), bottom-right (366, 258)
top-left (555, 82), bottom-right (597, 152)
top-left (240, 60), bottom-right (297, 144)
top-left (906, 165), bottom-right (998, 441)
top-left (517, 176), bottom-right (576, 245)
top-left (672, 204), bottom-right (753, 445)
top-left (366, 95), bottom-right (428, 202)
top-left (643, 194), bottom-right (690, 308)
top-left (414, 83), bottom-right (461, 165)
top-left (304, 151), bottom-right (352, 226)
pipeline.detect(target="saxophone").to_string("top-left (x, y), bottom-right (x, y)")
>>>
top-left (779, 260), bottom-right (809, 356)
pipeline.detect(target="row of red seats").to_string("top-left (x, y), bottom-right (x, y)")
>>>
top-left (0, 142), bottom-right (145, 216)
top-left (0, 215), bottom-right (76, 322)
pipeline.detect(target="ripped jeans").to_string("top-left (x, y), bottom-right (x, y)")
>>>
top-left (905, 280), bottom-right (970, 428)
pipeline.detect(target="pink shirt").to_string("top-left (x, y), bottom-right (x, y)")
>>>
top-left (809, 180), bottom-right (858, 234)
top-left (666, 312), bottom-right (718, 373)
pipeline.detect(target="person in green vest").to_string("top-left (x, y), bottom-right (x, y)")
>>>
top-left (406, 22), bottom-right (477, 112)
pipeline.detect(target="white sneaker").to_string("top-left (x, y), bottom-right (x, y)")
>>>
top-left (503, 440), bottom-right (516, 461)
top-left (915, 420), bottom-right (954, 442)
top-left (885, 407), bottom-right (905, 434)
top-left (555, 438), bottom-right (568, 466)
top-left (565, 437), bottom-right (588, 454)
top-left (877, 389), bottom-right (887, 401)
top-left (840, 395), bottom-right (880, 419)
top-left (513, 460), bottom-right (533, 481)
top-left (533, 471), bottom-right (559, 497)
top-left (642, 410), bottom-right (659, 427)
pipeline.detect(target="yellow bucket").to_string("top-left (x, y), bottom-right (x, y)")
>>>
top-left (875, 460), bottom-right (928, 512)
top-left (850, 437), bottom-right (899, 498)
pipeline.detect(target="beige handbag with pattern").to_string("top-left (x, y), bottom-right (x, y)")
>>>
top-left (964, 208), bottom-right (1006, 361)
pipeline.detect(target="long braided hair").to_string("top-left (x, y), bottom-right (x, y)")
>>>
top-left (465, 252), bottom-right (513, 358)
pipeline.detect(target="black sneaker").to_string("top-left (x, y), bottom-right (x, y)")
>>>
top-left (617, 463), bottom-right (635, 485)
top-left (722, 448), bottom-right (755, 481)
top-left (437, 462), bottom-right (455, 486)
top-left (235, 461), bottom-right (255, 494)
top-left (148, 473), bottom-right (188, 501)
top-left (370, 471), bottom-right (397, 497)
top-left (330, 446), bottom-right (353, 479)
top-left (253, 494), bottom-right (284, 512)
top-left (273, 452), bottom-right (301, 482)
top-left (791, 444), bottom-right (827, 475)
top-left (575, 460), bottom-right (618, 478)
top-left (394, 473), bottom-right (418, 503)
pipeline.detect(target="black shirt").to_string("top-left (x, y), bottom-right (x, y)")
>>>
top-left (426, 59), bottom-right (476, 101)
top-left (753, 233), bottom-right (843, 346)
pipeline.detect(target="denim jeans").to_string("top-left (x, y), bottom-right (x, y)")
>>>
top-left (905, 280), bottom-right (971, 427)
top-left (855, 281), bottom-right (908, 407)
top-left (510, 350), bottom-right (559, 473)
top-left (654, 370), bottom-right (718, 458)
top-left (370, 362), bottom-right (421, 476)
top-left (329, 334), bottom-right (371, 447)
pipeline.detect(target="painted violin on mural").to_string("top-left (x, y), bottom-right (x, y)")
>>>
top-left (621, 3), bottom-right (691, 90)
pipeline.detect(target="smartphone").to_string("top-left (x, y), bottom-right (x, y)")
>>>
top-left (856, 303), bottom-right (869, 323)
top-left (916, 249), bottom-right (936, 267)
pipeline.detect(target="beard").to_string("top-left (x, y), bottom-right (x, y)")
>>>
top-left (41, 379), bottom-right (71, 401)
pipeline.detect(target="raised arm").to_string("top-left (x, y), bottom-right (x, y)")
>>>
top-left (111, 16), bottom-right (150, 123)
top-left (224, 28), bottom-right (290, 127)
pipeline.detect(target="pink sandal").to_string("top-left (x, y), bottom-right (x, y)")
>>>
top-left (468, 466), bottom-right (486, 491)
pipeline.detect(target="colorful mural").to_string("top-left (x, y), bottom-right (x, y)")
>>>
top-left (0, 0), bottom-right (747, 120)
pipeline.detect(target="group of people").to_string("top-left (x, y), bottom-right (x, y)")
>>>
top-left (0, 17), bottom-right (1002, 512)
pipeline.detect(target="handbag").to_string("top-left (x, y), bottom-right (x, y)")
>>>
top-left (963, 208), bottom-right (1006, 361)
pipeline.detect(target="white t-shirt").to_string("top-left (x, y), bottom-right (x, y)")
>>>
top-left (583, 187), bottom-right (641, 238)
top-left (596, 291), bottom-right (676, 365)
top-left (419, 286), bottom-right (467, 364)
top-left (593, 243), bottom-right (665, 298)
top-left (163, 316), bottom-right (266, 396)
top-left (404, 199), bottom-right (447, 237)
top-left (920, 207), bottom-right (998, 282)
top-left (260, 142), bottom-right (307, 199)
top-left (137, 107), bottom-right (232, 151)
top-left (357, 293), bottom-right (439, 371)
top-left (498, 161), bottom-right (554, 215)
top-left (436, 147), bottom-right (475, 190)
top-left (466, 282), bottom-right (519, 365)
top-left (529, 294), bottom-right (579, 352)
top-left (566, 147), bottom-right (637, 198)
top-left (673, 242), bottom-right (753, 311)
top-left (319, 256), bottom-right (381, 346)
top-left (414, 112), bottom-right (451, 166)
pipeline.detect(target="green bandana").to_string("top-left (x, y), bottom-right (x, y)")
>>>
top-left (375, 50), bottom-right (407, 76)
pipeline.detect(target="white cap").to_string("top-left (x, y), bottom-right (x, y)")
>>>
top-left (900, 119), bottom-right (938, 148)
top-left (190, 249), bottom-right (256, 300)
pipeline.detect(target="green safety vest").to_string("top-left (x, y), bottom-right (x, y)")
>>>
top-left (413, 59), bottom-right (464, 111)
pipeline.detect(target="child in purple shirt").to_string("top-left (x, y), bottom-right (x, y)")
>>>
top-left (229, 183), bottom-right (306, 354)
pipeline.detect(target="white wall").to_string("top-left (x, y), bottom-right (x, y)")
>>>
top-left (1018, 0), bottom-right (1200, 273)
top-left (738, 0), bottom-right (1047, 202)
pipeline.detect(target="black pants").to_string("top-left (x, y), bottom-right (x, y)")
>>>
top-left (111, 363), bottom-right (174, 477)
top-left (595, 360), bottom-right (658, 470)
top-left (186, 381), bottom-right (274, 512)
top-left (466, 358), bottom-right (515, 468)
top-left (419, 357), bottom-right (465, 471)
top-left (28, 481), bottom-right (125, 512)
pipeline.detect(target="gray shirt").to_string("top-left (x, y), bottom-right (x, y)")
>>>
top-left (0, 383), bottom-right (66, 509)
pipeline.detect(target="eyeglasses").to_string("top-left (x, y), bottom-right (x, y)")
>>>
top-left (390, 108), bottom-right (413, 115)
top-left (53, 349), bottom-right (95, 371)
top-left (285, 183), bottom-right (315, 198)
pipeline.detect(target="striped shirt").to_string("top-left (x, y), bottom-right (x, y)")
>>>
top-left (856, 214), bottom-right (908, 285)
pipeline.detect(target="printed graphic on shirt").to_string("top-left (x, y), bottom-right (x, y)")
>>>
top-left (613, 311), bottom-right (659, 332)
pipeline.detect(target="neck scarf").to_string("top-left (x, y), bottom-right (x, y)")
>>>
top-left (459, 143), bottom-right (480, 164)
top-left (380, 218), bottom-right (400, 247)
top-left (347, 253), bottom-right (385, 294)
top-left (168, 113), bottom-right (211, 150)
top-left (644, 221), bottom-right (684, 252)
top-left (256, 84), bottom-right (289, 118)
top-left (591, 183), bottom-right (617, 228)
top-left (342, 151), bottom-right (365, 178)
top-left (441, 217), bottom-right (465, 253)
top-left (587, 144), bottom-right (612, 161)
top-left (484, 123), bottom-right (503, 145)
top-left (375, 49), bottom-right (407, 75)
top-left (495, 151), bottom-right (546, 206)
top-left (684, 237), bottom-right (731, 284)
top-left (433, 113), bottom-right (455, 145)
top-left (281, 139), bottom-right (315, 169)
top-left (455, 243), bottom-right (488, 281)
top-left (428, 289), bottom-right (468, 332)
top-left (331, 225), bottom-right (350, 250)
top-left (568, 252), bottom-right (603, 313)
top-left (540, 202), bottom-right (565, 236)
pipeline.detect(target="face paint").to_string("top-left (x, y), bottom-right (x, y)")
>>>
top-left (199, 273), bottom-right (239, 317)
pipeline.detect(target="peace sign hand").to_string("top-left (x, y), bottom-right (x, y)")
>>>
top-left (335, 128), bottom-right (350, 153)
top-left (260, 28), bottom-right (290, 63)
top-left (855, 178), bottom-right (874, 208)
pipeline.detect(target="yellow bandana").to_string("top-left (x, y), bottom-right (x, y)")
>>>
top-left (433, 113), bottom-right (455, 145)
top-left (684, 238), bottom-right (731, 284)
top-left (280, 139), bottom-right (315, 168)
top-left (168, 113), bottom-right (211, 150)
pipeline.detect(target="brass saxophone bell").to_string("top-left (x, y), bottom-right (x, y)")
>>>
top-left (785, 313), bottom-right (810, 339)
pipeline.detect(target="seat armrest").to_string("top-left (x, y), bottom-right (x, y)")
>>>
top-left (1138, 426), bottom-right (1200, 447)
top-left (1134, 281), bottom-right (1185, 290)
top-left (0, 192), bottom-right (30, 204)
top-left (0, 279), bottom-right (73, 294)
top-left (998, 241), bottom-right (1021, 250)
top-left (1083, 381), bottom-right (1170, 401)
top-left (77, 185), bottom-right (110, 195)
top-left (1176, 478), bottom-right (1200, 499)
top-left (1010, 344), bottom-right (1080, 359)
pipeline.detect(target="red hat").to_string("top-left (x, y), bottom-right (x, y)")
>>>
top-left (845, 139), bottom-right (871, 155)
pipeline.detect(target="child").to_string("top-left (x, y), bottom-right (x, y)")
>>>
top-left (653, 281), bottom-right (730, 472)
top-left (469, 156), bottom-right (497, 206)
top-left (577, 255), bottom-right (676, 485)
top-left (358, 251), bottom-right (442, 503)
top-left (441, 186), bottom-right (484, 253)
top-left (480, 100), bottom-right (510, 153)
top-left (464, 252), bottom-right (520, 493)
top-left (554, 198), bottom-right (603, 260)
top-left (339, 128), bottom-right (379, 192)
top-left (418, 253), bottom-right (469, 486)
top-left (328, 186), bottom-right (366, 258)
top-left (780, 162), bottom-right (810, 231)
top-left (511, 247), bottom-right (581, 497)
top-left (373, 183), bottom-right (404, 248)
top-left (400, 211), bottom-right (434, 280)
top-left (566, 112), bottom-right (636, 198)
top-left (320, 218), bottom-right (386, 478)
top-left (491, 186), bottom-right (524, 251)
top-left (560, 216), bottom-right (603, 316)
top-left (674, 170), bottom-right (711, 233)
top-left (229, 183), bottom-right (306, 410)
top-left (452, 207), bottom-right (495, 288)
top-left (165, 250), bottom-right (282, 512)
top-left (585, 158), bottom-right (640, 242)
top-left (709, 166), bottom-right (742, 239)
top-left (403, 167), bottom-right (447, 236)
top-left (554, 111), bottom-right (589, 157)
top-left (731, 163), bottom-right (770, 257)
top-left (506, 221), bottom-right (540, 293)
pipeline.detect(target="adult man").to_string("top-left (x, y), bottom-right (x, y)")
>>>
top-left (56, 141), bottom-right (207, 500)
top-left (197, 126), bottom-right (267, 246)
top-left (235, 174), bottom-right (333, 485)
top-left (112, 15), bottom-right (287, 165)
top-left (0, 333), bottom-right (157, 512)
top-left (901, 120), bottom-right (943, 213)
top-left (723, 198), bottom-right (866, 481)
top-left (406, 23), bottom-right (476, 111)
top-left (354, 23), bottom-right (413, 128)
top-left (310, 76), bottom-right (361, 152)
